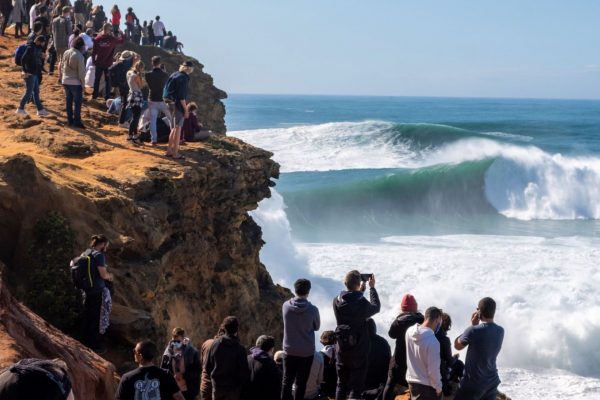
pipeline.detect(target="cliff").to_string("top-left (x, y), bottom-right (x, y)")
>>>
top-left (0, 36), bottom-right (289, 394)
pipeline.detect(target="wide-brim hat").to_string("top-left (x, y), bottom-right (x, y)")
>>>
top-left (119, 51), bottom-right (134, 61)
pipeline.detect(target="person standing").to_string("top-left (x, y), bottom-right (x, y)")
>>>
top-left (163, 61), bottom-right (192, 159)
top-left (51, 5), bottom-right (72, 78)
top-left (281, 279), bottom-right (321, 400)
top-left (91, 23), bottom-right (123, 100)
top-left (246, 335), bottom-right (281, 400)
top-left (203, 316), bottom-right (249, 400)
top-left (405, 307), bottom-right (443, 400)
top-left (364, 318), bottom-right (391, 397)
top-left (454, 297), bottom-right (504, 400)
top-left (332, 271), bottom-right (380, 400)
top-left (436, 313), bottom-right (464, 396)
top-left (116, 340), bottom-right (185, 400)
top-left (28, 0), bottom-right (39, 34)
top-left (61, 36), bottom-right (86, 128)
top-left (10, 0), bottom-right (27, 37)
top-left (126, 59), bottom-right (145, 143)
top-left (145, 55), bottom-right (171, 145)
top-left (72, 0), bottom-right (85, 27)
top-left (161, 327), bottom-right (201, 400)
top-left (152, 15), bottom-right (165, 46)
top-left (124, 6), bottom-right (138, 40)
top-left (382, 293), bottom-right (425, 400)
top-left (109, 4), bottom-right (120, 35)
top-left (300, 350), bottom-right (324, 400)
top-left (200, 329), bottom-right (224, 400)
top-left (141, 20), bottom-right (149, 45)
top-left (16, 35), bottom-right (49, 117)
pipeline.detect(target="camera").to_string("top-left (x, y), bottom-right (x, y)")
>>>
top-left (360, 273), bottom-right (373, 282)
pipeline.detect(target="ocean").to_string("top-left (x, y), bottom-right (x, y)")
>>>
top-left (228, 94), bottom-right (600, 399)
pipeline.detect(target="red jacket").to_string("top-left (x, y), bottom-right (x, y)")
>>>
top-left (92, 33), bottom-right (125, 68)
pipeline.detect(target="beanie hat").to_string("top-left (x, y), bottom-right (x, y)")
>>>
top-left (401, 293), bottom-right (418, 312)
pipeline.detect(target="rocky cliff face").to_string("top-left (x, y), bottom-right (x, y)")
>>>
top-left (0, 36), bottom-right (289, 395)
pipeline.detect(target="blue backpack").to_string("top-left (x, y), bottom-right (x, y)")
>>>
top-left (14, 44), bottom-right (28, 66)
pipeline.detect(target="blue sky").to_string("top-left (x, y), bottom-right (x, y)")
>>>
top-left (96, 0), bottom-right (600, 99)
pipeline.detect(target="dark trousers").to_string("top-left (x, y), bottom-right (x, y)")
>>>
top-left (282, 354), bottom-right (314, 400)
top-left (213, 388), bottom-right (241, 400)
top-left (128, 105), bottom-right (141, 137)
top-left (48, 47), bottom-right (57, 74)
top-left (92, 66), bottom-right (110, 100)
top-left (408, 382), bottom-right (440, 400)
top-left (83, 290), bottom-right (102, 349)
top-left (382, 363), bottom-right (407, 400)
top-left (64, 84), bottom-right (83, 125)
top-left (118, 85), bottom-right (130, 124)
top-left (335, 364), bottom-right (367, 400)
top-left (454, 384), bottom-right (498, 400)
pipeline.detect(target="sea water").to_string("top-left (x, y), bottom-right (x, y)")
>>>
top-left (228, 94), bottom-right (600, 399)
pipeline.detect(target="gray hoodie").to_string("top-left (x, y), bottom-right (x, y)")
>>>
top-left (405, 323), bottom-right (442, 392)
top-left (282, 297), bottom-right (320, 357)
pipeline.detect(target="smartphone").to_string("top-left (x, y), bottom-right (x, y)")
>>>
top-left (360, 273), bottom-right (373, 282)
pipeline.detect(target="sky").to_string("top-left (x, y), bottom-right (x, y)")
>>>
top-left (96, 0), bottom-right (600, 99)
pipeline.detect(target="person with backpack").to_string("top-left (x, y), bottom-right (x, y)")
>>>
top-left (61, 36), bottom-right (86, 129)
top-left (382, 293), bottom-right (425, 400)
top-left (161, 327), bottom-right (201, 400)
top-left (163, 60), bottom-right (193, 159)
top-left (332, 271), bottom-right (380, 400)
top-left (245, 335), bottom-right (281, 400)
top-left (145, 55), bottom-right (171, 146)
top-left (73, 234), bottom-right (113, 353)
top-left (16, 35), bottom-right (50, 117)
top-left (50, 5), bottom-right (72, 80)
top-left (125, 59), bottom-right (145, 143)
top-left (0, 358), bottom-right (73, 400)
top-left (91, 23), bottom-right (124, 101)
top-left (124, 7), bottom-right (138, 41)
top-left (281, 279), bottom-right (321, 400)
top-left (364, 318), bottom-right (391, 399)
top-left (116, 340), bottom-right (185, 400)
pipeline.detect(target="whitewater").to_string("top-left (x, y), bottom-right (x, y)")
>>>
top-left (229, 95), bottom-right (600, 399)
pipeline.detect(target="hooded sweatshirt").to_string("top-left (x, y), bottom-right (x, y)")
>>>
top-left (282, 297), bottom-right (320, 357)
top-left (204, 334), bottom-right (249, 391)
top-left (405, 324), bottom-right (442, 392)
top-left (246, 347), bottom-right (281, 400)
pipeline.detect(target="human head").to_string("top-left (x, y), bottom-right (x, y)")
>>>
top-left (127, 7), bottom-right (132, 12)
top-left (187, 102), bottom-right (198, 114)
top-left (111, 4), bottom-right (118, 12)
top-left (33, 21), bottom-right (43, 34)
top-left (441, 312), bottom-right (452, 332)
top-left (179, 60), bottom-right (194, 74)
top-left (256, 335), bottom-right (275, 353)
top-left (90, 234), bottom-right (109, 251)
top-left (119, 50), bottom-right (133, 62)
top-left (143, 20), bottom-right (147, 27)
top-left (220, 316), bottom-right (239, 336)
top-left (151, 56), bottom-right (161, 68)
top-left (320, 330), bottom-right (336, 346)
top-left (155, 15), bottom-right (160, 21)
top-left (478, 297), bottom-right (496, 320)
top-left (294, 278), bottom-right (311, 297)
top-left (86, 28), bottom-right (93, 36)
top-left (132, 60), bottom-right (145, 74)
top-left (344, 270), bottom-right (362, 291)
top-left (171, 327), bottom-right (185, 341)
top-left (274, 351), bottom-right (284, 365)
top-left (167, 31), bottom-right (172, 36)
top-left (34, 35), bottom-right (46, 46)
top-left (102, 23), bottom-right (112, 35)
top-left (424, 306), bottom-right (443, 330)
top-left (62, 6), bottom-right (71, 15)
top-left (134, 340), bottom-right (157, 364)
top-left (73, 37), bottom-right (85, 51)
top-left (401, 293), bottom-right (418, 313)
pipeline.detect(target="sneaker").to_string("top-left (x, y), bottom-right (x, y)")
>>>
top-left (37, 109), bottom-right (50, 117)
top-left (15, 109), bottom-right (28, 116)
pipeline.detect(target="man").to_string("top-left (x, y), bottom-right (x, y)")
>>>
top-left (382, 293), bottom-right (425, 400)
top-left (0, 359), bottom-right (73, 400)
top-left (145, 55), bottom-right (171, 145)
top-left (116, 340), bottom-right (185, 400)
top-left (204, 316), bottom-right (249, 400)
top-left (81, 234), bottom-right (113, 352)
top-left (61, 36), bottom-right (86, 128)
top-left (332, 271), bottom-right (380, 400)
top-left (364, 318), bottom-right (391, 398)
top-left (161, 327), bottom-right (201, 400)
top-left (153, 15), bottom-right (165, 47)
top-left (51, 6), bottom-right (72, 78)
top-left (436, 313), bottom-right (464, 396)
top-left (92, 23), bottom-right (124, 100)
top-left (405, 307), bottom-right (443, 400)
top-left (246, 335), bottom-right (281, 400)
top-left (163, 61), bottom-right (193, 159)
top-left (124, 7), bottom-right (138, 40)
top-left (16, 35), bottom-right (49, 117)
top-left (454, 297), bottom-right (504, 400)
top-left (200, 329), bottom-right (224, 400)
top-left (282, 278), bottom-right (321, 400)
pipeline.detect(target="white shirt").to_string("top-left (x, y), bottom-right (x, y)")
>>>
top-left (152, 20), bottom-right (165, 37)
top-left (405, 324), bottom-right (442, 392)
top-left (29, 4), bottom-right (37, 29)
top-left (80, 32), bottom-right (93, 50)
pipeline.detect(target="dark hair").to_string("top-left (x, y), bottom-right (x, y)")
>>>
top-left (478, 297), bottom-right (496, 319)
top-left (294, 279), bottom-right (311, 296)
top-left (320, 330), bottom-right (336, 346)
top-left (76, 23), bottom-right (83, 31)
top-left (72, 28), bottom-right (81, 36)
top-left (136, 340), bottom-right (157, 362)
top-left (344, 270), bottom-right (361, 290)
top-left (90, 234), bottom-right (108, 247)
top-left (172, 327), bottom-right (185, 337)
top-left (33, 20), bottom-right (43, 33)
top-left (73, 37), bottom-right (85, 50)
top-left (34, 35), bottom-right (46, 44)
top-left (441, 312), bottom-right (452, 332)
top-left (155, 16), bottom-right (160, 20)
top-left (256, 335), bottom-right (275, 352)
top-left (220, 316), bottom-right (239, 336)
top-left (151, 56), bottom-right (161, 66)
top-left (424, 306), bottom-right (443, 322)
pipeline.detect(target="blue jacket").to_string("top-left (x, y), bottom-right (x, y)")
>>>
top-left (282, 297), bottom-right (320, 357)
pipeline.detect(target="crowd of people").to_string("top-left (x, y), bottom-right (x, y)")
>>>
top-left (8, 0), bottom-right (208, 157)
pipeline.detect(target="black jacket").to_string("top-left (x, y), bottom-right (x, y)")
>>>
top-left (21, 44), bottom-right (44, 79)
top-left (160, 340), bottom-right (201, 397)
top-left (365, 319), bottom-right (391, 391)
top-left (203, 334), bottom-right (249, 391)
top-left (333, 288), bottom-right (381, 367)
top-left (145, 67), bottom-right (169, 102)
top-left (245, 348), bottom-right (281, 400)
top-left (388, 312), bottom-right (424, 370)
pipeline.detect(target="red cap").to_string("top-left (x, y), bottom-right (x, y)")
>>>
top-left (401, 294), bottom-right (418, 312)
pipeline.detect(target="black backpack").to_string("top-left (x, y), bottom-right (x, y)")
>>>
top-left (108, 62), bottom-right (127, 88)
top-left (70, 249), bottom-right (96, 291)
top-left (334, 324), bottom-right (358, 351)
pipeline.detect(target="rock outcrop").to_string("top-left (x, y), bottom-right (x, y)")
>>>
top-left (0, 36), bottom-right (289, 395)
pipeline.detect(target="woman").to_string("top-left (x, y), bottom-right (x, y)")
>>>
top-left (147, 20), bottom-right (155, 47)
top-left (181, 102), bottom-right (201, 143)
top-left (16, 35), bottom-right (49, 117)
top-left (126, 60), bottom-right (145, 144)
top-left (110, 4), bottom-right (119, 35)
top-left (10, 0), bottom-right (26, 37)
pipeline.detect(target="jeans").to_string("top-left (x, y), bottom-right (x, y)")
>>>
top-left (118, 85), bottom-right (130, 124)
top-left (408, 383), bottom-right (441, 400)
top-left (93, 66), bottom-right (111, 99)
top-left (148, 101), bottom-right (172, 143)
top-left (19, 74), bottom-right (43, 111)
top-left (129, 105), bottom-right (141, 137)
top-left (281, 354), bottom-right (314, 400)
top-left (64, 84), bottom-right (83, 125)
top-left (336, 364), bottom-right (368, 400)
top-left (155, 35), bottom-right (164, 47)
top-left (83, 290), bottom-right (103, 349)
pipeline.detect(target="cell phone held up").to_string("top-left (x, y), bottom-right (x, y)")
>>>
top-left (360, 273), bottom-right (373, 282)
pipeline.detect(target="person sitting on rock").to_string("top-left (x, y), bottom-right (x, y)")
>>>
top-left (116, 340), bottom-right (185, 400)
top-left (181, 102), bottom-right (202, 143)
top-left (364, 318), bottom-right (391, 399)
top-left (318, 331), bottom-right (337, 399)
top-left (0, 358), bottom-right (74, 400)
top-left (160, 327), bottom-right (201, 400)
top-left (245, 335), bottom-right (281, 400)
top-left (204, 316), bottom-right (249, 400)
top-left (436, 312), bottom-right (464, 396)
